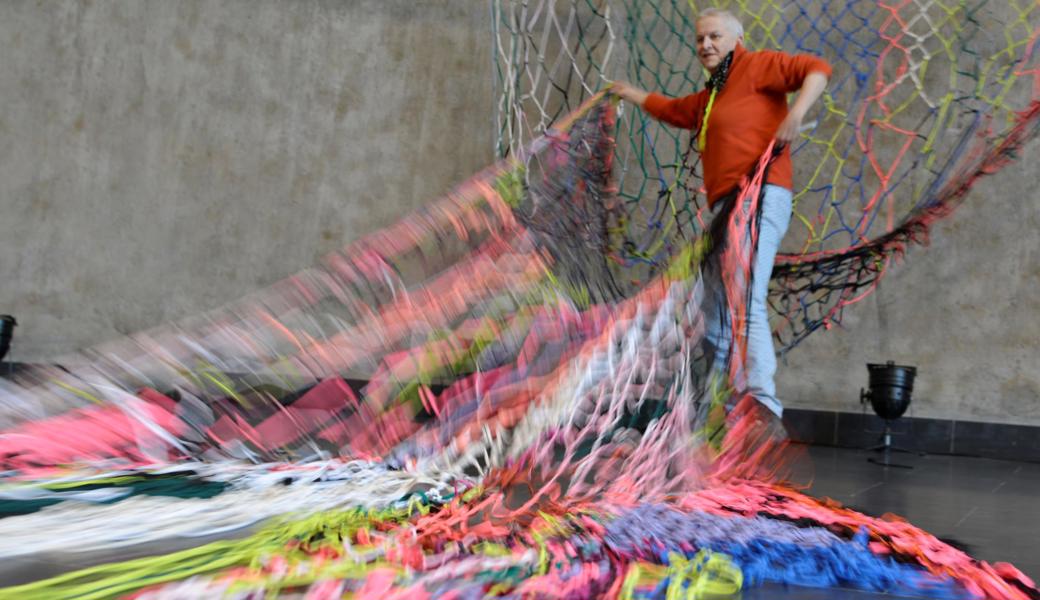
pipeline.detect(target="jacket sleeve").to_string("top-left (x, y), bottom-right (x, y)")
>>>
top-left (755, 50), bottom-right (832, 94)
top-left (642, 91), bottom-right (708, 131)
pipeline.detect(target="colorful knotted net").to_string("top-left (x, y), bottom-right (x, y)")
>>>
top-left (493, 0), bottom-right (1040, 350)
top-left (0, 1), bottom-right (1036, 598)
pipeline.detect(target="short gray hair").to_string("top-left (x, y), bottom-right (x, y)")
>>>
top-left (697, 8), bottom-right (744, 37)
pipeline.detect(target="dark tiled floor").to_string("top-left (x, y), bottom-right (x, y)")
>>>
top-left (792, 444), bottom-right (1040, 581)
top-left (784, 408), bottom-right (1040, 462)
top-left (749, 444), bottom-right (1040, 599)
top-left (0, 445), bottom-right (1036, 598)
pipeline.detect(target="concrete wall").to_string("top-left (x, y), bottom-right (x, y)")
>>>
top-left (778, 137), bottom-right (1040, 426)
top-left (1, 1), bottom-right (1037, 426)
top-left (0, 0), bottom-right (494, 360)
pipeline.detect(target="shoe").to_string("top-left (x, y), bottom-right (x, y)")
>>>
top-left (728, 395), bottom-right (786, 441)
top-left (714, 395), bottom-right (790, 478)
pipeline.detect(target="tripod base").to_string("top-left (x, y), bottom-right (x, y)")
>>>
top-left (868, 452), bottom-right (914, 469)
top-left (866, 427), bottom-right (919, 469)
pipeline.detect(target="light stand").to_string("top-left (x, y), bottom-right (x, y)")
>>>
top-left (860, 361), bottom-right (917, 469)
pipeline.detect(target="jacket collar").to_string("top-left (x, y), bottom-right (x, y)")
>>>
top-left (706, 42), bottom-right (744, 91)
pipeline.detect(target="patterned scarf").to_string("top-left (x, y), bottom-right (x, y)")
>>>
top-left (705, 50), bottom-right (735, 92)
top-left (698, 50), bottom-right (735, 151)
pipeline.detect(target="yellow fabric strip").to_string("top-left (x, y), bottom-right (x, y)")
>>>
top-left (698, 88), bottom-right (717, 152)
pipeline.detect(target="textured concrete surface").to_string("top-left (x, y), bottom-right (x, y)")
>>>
top-left (777, 137), bottom-right (1040, 426)
top-left (0, 2), bottom-right (1037, 426)
top-left (0, 0), bottom-right (493, 359)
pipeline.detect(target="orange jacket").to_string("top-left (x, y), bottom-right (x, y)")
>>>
top-left (642, 44), bottom-right (831, 206)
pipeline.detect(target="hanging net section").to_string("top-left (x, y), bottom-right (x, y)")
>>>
top-left (493, 0), bottom-right (1040, 351)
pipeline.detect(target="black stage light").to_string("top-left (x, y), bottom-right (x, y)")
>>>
top-left (860, 360), bottom-right (917, 468)
top-left (0, 315), bottom-right (15, 363)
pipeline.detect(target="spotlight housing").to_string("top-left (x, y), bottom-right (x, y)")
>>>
top-left (860, 360), bottom-right (917, 468)
top-left (0, 315), bottom-right (15, 363)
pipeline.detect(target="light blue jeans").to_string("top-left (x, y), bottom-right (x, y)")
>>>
top-left (701, 184), bottom-right (792, 417)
